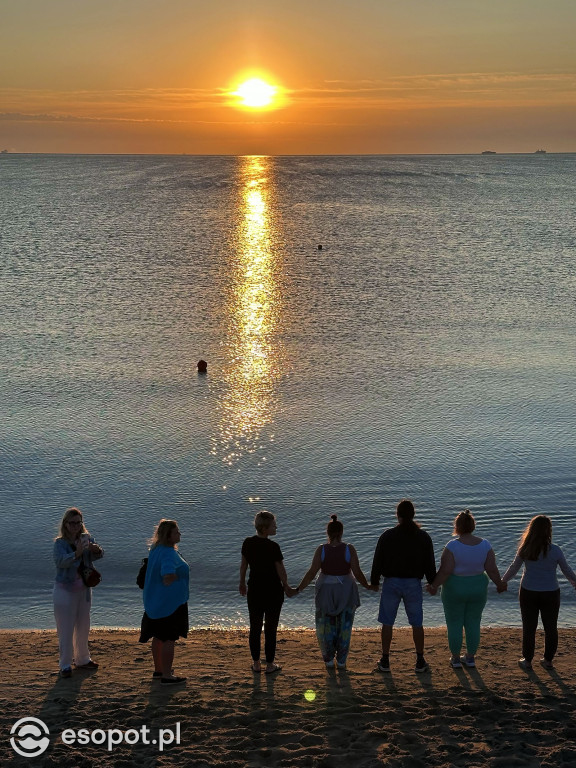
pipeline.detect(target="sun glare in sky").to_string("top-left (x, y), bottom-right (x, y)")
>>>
top-left (233, 78), bottom-right (279, 109)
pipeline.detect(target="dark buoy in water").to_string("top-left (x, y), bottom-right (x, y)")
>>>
top-left (197, 359), bottom-right (207, 374)
top-left (318, 244), bottom-right (323, 250)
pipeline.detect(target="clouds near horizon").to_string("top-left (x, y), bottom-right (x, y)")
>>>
top-left (1, 0), bottom-right (575, 153)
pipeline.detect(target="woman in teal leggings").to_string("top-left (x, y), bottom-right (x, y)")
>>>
top-left (427, 510), bottom-right (506, 668)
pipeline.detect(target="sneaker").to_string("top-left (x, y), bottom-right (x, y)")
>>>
top-left (415, 657), bottom-right (429, 673)
top-left (540, 658), bottom-right (554, 670)
top-left (377, 655), bottom-right (390, 672)
top-left (450, 656), bottom-right (463, 669)
top-left (518, 658), bottom-right (533, 671)
top-left (461, 655), bottom-right (475, 668)
top-left (160, 676), bottom-right (187, 686)
top-left (325, 659), bottom-right (335, 669)
top-left (60, 667), bottom-right (72, 678)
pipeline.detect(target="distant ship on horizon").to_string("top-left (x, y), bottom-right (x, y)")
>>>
top-left (481, 150), bottom-right (497, 155)
top-left (534, 149), bottom-right (547, 154)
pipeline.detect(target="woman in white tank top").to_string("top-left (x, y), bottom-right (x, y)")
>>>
top-left (427, 510), bottom-right (505, 669)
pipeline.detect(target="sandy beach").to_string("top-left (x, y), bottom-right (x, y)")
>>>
top-left (2, 627), bottom-right (576, 767)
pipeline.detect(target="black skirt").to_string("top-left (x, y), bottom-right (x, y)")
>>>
top-left (139, 602), bottom-right (189, 643)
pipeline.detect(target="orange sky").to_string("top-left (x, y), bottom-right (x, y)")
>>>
top-left (1, 0), bottom-right (575, 154)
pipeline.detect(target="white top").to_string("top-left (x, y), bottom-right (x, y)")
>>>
top-left (446, 538), bottom-right (492, 577)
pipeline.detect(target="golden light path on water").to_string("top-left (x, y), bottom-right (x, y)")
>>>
top-left (213, 156), bottom-right (286, 465)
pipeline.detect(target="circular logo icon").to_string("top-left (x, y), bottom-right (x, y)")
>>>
top-left (10, 717), bottom-right (50, 758)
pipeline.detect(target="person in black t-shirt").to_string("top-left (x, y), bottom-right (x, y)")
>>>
top-left (370, 499), bottom-right (437, 674)
top-left (239, 510), bottom-right (294, 674)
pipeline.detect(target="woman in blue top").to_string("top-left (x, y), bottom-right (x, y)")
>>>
top-left (53, 507), bottom-right (104, 678)
top-left (139, 519), bottom-right (190, 685)
top-left (502, 515), bottom-right (576, 671)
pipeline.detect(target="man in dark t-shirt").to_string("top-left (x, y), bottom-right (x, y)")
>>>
top-left (370, 499), bottom-right (437, 674)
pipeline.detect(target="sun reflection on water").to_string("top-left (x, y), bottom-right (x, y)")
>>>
top-left (213, 156), bottom-right (285, 465)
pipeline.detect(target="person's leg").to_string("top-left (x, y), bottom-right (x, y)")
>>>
top-left (263, 598), bottom-right (283, 667)
top-left (73, 589), bottom-right (92, 666)
top-left (519, 587), bottom-right (539, 663)
top-left (402, 579), bottom-right (427, 670)
top-left (462, 574), bottom-right (488, 657)
top-left (316, 612), bottom-right (337, 663)
top-left (411, 626), bottom-right (424, 654)
top-left (380, 624), bottom-right (393, 654)
top-left (441, 577), bottom-right (466, 658)
top-left (247, 593), bottom-right (265, 666)
top-left (539, 589), bottom-right (560, 663)
top-left (335, 609), bottom-right (355, 666)
top-left (151, 637), bottom-right (163, 673)
top-left (160, 640), bottom-right (175, 677)
top-left (53, 585), bottom-right (76, 670)
top-left (378, 578), bottom-right (401, 660)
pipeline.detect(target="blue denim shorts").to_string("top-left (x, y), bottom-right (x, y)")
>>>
top-left (378, 577), bottom-right (423, 627)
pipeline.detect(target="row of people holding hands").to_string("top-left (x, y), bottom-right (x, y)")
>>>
top-left (239, 501), bottom-right (576, 675)
top-left (52, 502), bottom-right (576, 683)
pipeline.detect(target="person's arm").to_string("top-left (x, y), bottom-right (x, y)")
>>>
top-left (53, 539), bottom-right (81, 569)
top-left (161, 549), bottom-right (179, 586)
top-left (501, 553), bottom-right (523, 583)
top-left (348, 545), bottom-right (372, 589)
top-left (557, 548), bottom-right (576, 587)
top-left (484, 548), bottom-right (505, 590)
top-left (370, 536), bottom-right (384, 587)
top-left (295, 547), bottom-right (322, 593)
top-left (427, 547), bottom-right (455, 594)
top-left (424, 536), bottom-right (437, 584)
top-left (239, 555), bottom-right (248, 596)
top-left (275, 559), bottom-right (295, 596)
top-left (88, 537), bottom-right (104, 559)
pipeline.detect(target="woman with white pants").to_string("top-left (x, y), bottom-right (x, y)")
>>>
top-left (53, 507), bottom-right (103, 677)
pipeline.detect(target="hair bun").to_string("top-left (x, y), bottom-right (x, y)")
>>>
top-left (330, 514), bottom-right (338, 522)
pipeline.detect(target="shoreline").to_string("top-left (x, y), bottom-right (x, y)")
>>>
top-left (2, 628), bottom-right (576, 767)
top-left (0, 622), bottom-right (535, 633)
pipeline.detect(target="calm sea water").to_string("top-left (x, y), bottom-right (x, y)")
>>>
top-left (1, 153), bottom-right (576, 630)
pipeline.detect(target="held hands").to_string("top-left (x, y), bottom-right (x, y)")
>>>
top-left (285, 586), bottom-right (299, 598)
top-left (368, 584), bottom-right (379, 592)
top-left (426, 584), bottom-right (438, 596)
top-left (496, 580), bottom-right (508, 593)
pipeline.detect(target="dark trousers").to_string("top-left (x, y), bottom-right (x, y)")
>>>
top-left (519, 587), bottom-right (560, 662)
top-left (247, 592), bottom-right (284, 664)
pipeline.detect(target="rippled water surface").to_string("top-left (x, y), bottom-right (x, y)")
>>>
top-left (1, 153), bottom-right (576, 629)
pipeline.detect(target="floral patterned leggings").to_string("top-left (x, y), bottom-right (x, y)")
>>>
top-left (315, 608), bottom-right (355, 665)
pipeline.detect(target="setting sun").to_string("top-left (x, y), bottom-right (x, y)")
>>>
top-left (234, 78), bottom-right (278, 109)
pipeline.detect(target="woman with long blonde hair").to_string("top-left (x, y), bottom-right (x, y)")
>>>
top-left (139, 519), bottom-right (189, 685)
top-left (503, 515), bottom-right (576, 671)
top-left (53, 507), bottom-right (103, 678)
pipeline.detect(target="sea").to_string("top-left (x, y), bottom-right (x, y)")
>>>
top-left (2, 153), bottom-right (576, 631)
